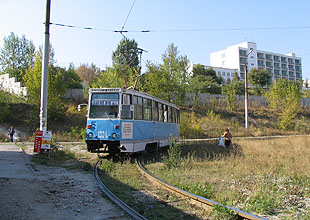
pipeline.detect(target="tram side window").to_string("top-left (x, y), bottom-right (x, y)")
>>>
top-left (175, 109), bottom-right (180, 124)
top-left (144, 98), bottom-right (152, 121)
top-left (168, 106), bottom-right (172, 123)
top-left (152, 101), bottom-right (159, 121)
top-left (121, 94), bottom-right (132, 119)
top-left (159, 103), bottom-right (164, 122)
top-left (163, 105), bottom-right (168, 122)
top-left (171, 108), bottom-right (176, 123)
top-left (133, 96), bottom-right (143, 120)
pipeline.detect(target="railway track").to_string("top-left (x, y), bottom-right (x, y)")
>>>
top-left (94, 156), bottom-right (268, 220)
top-left (136, 160), bottom-right (267, 220)
top-left (93, 159), bottom-right (148, 220)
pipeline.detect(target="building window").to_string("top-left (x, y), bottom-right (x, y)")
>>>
top-left (222, 72), bottom-right (226, 76)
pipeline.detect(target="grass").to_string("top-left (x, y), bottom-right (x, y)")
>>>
top-left (29, 143), bottom-right (94, 172)
top-left (145, 136), bottom-right (310, 219)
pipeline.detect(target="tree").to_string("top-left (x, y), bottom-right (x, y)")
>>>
top-left (76, 63), bottom-right (100, 86)
top-left (192, 65), bottom-right (223, 85)
top-left (0, 32), bottom-right (35, 82)
top-left (265, 79), bottom-right (301, 129)
top-left (141, 43), bottom-right (189, 104)
top-left (248, 68), bottom-right (271, 95)
top-left (111, 38), bottom-right (140, 87)
top-left (112, 37), bottom-right (139, 69)
top-left (223, 84), bottom-right (237, 111)
top-left (60, 65), bottom-right (83, 89)
top-left (23, 54), bottom-right (67, 122)
top-left (232, 71), bottom-right (240, 82)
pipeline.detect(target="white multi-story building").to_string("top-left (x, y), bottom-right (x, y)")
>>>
top-left (210, 42), bottom-right (302, 82)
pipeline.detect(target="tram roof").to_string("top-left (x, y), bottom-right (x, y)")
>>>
top-left (89, 88), bottom-right (178, 109)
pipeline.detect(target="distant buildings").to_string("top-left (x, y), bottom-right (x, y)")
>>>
top-left (210, 41), bottom-right (302, 82)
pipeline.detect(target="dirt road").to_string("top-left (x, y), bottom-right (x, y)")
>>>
top-left (0, 143), bottom-right (130, 220)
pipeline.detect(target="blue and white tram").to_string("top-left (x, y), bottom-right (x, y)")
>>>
top-left (85, 88), bottom-right (180, 154)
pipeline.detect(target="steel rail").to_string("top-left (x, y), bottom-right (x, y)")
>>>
top-left (137, 160), bottom-right (267, 220)
top-left (94, 159), bottom-right (148, 220)
top-left (181, 134), bottom-right (310, 143)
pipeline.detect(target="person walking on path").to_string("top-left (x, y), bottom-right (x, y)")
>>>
top-left (8, 125), bottom-right (15, 142)
top-left (222, 128), bottom-right (232, 148)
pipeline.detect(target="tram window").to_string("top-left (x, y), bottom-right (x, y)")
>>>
top-left (171, 108), bottom-right (176, 123)
top-left (144, 98), bottom-right (152, 121)
top-left (133, 96), bottom-right (143, 120)
top-left (89, 93), bottom-right (119, 118)
top-left (152, 101), bottom-right (159, 121)
top-left (122, 94), bottom-right (131, 105)
top-left (159, 103), bottom-right (164, 122)
top-left (168, 106), bottom-right (172, 123)
top-left (163, 105), bottom-right (168, 122)
top-left (121, 94), bottom-right (132, 119)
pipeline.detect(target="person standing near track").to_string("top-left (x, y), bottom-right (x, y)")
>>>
top-left (222, 128), bottom-right (232, 148)
top-left (8, 125), bottom-right (15, 142)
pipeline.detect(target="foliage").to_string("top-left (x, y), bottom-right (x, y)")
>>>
top-left (248, 68), bottom-right (271, 95)
top-left (189, 65), bottom-right (223, 94)
top-left (111, 37), bottom-right (140, 88)
top-left (112, 37), bottom-right (139, 69)
top-left (23, 54), bottom-right (67, 122)
top-left (265, 79), bottom-right (301, 129)
top-left (68, 126), bottom-right (85, 141)
top-left (141, 43), bottom-right (189, 105)
top-left (180, 112), bottom-right (204, 138)
top-left (232, 71), bottom-right (240, 82)
top-left (99, 159), bottom-right (116, 174)
top-left (61, 65), bottom-right (83, 89)
top-left (0, 90), bottom-right (10, 122)
top-left (91, 67), bottom-right (126, 88)
top-left (0, 32), bottom-right (35, 82)
top-left (223, 84), bottom-right (236, 111)
top-left (75, 63), bottom-right (99, 86)
top-left (162, 140), bottom-right (182, 169)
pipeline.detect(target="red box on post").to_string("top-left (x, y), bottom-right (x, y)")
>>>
top-left (34, 130), bottom-right (43, 153)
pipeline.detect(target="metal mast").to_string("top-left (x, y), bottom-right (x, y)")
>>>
top-left (40, 0), bottom-right (51, 131)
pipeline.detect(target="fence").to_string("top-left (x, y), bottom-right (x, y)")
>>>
top-left (185, 93), bottom-right (310, 107)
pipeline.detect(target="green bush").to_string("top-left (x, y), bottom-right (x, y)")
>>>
top-left (162, 140), bottom-right (182, 169)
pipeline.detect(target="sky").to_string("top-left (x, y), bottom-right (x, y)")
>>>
top-left (1, 0), bottom-right (310, 79)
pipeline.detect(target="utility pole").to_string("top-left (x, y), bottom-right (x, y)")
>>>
top-left (40, 0), bottom-right (51, 131)
top-left (244, 48), bottom-right (253, 132)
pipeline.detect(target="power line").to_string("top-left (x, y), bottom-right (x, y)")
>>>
top-left (121, 0), bottom-right (136, 31)
top-left (50, 23), bottom-right (310, 33)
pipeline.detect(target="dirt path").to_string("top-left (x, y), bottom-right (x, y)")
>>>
top-left (0, 143), bottom-right (130, 220)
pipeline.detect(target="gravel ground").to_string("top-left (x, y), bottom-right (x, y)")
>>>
top-left (0, 143), bottom-right (131, 220)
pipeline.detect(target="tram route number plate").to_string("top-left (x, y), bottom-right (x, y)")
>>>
top-left (122, 122), bottom-right (133, 139)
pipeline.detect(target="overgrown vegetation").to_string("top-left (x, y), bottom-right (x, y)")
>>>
top-left (145, 136), bottom-right (310, 219)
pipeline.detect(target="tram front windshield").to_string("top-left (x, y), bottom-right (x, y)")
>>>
top-left (89, 93), bottom-right (119, 118)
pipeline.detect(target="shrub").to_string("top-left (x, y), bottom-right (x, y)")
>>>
top-left (162, 140), bottom-right (182, 169)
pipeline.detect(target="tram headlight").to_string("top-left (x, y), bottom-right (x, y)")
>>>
top-left (112, 133), bottom-right (117, 139)
top-left (88, 132), bottom-right (93, 139)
